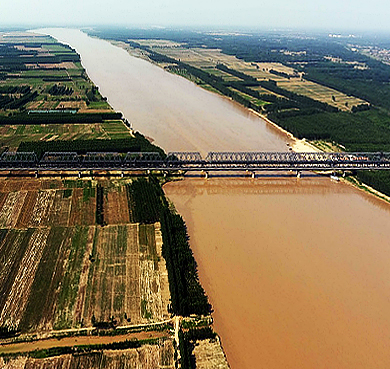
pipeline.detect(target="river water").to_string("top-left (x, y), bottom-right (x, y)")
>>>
top-left (40, 28), bottom-right (390, 368)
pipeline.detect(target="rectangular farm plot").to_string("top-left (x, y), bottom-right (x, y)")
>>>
top-left (0, 191), bottom-right (28, 228)
top-left (0, 342), bottom-right (175, 369)
top-left (19, 227), bottom-right (75, 332)
top-left (104, 186), bottom-right (130, 225)
top-left (0, 228), bottom-right (50, 329)
top-left (0, 229), bottom-right (34, 313)
top-left (68, 187), bottom-right (96, 226)
top-left (277, 79), bottom-right (367, 111)
top-left (83, 224), bottom-right (141, 326)
top-left (47, 190), bottom-right (72, 227)
top-left (139, 223), bottom-right (171, 322)
top-left (29, 190), bottom-right (56, 227)
top-left (53, 226), bottom-right (90, 329)
top-left (15, 191), bottom-right (38, 228)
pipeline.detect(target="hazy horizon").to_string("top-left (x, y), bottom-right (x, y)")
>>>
top-left (1, 0), bottom-right (390, 34)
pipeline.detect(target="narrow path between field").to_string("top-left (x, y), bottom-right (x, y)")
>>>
top-left (0, 330), bottom-right (169, 355)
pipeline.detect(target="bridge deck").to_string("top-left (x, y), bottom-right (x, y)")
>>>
top-left (0, 151), bottom-right (389, 171)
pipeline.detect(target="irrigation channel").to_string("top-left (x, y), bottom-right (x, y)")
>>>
top-left (39, 28), bottom-right (390, 369)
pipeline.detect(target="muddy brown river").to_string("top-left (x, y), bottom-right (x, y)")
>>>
top-left (40, 28), bottom-right (390, 368)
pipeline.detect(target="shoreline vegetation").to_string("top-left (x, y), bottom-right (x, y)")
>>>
top-left (101, 32), bottom-right (390, 205)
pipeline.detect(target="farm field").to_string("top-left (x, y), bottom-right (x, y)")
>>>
top-left (0, 121), bottom-right (132, 150)
top-left (0, 31), bottom-right (132, 151)
top-left (0, 178), bottom-right (171, 334)
top-left (128, 39), bottom-right (367, 111)
top-left (277, 79), bottom-right (366, 111)
top-left (0, 31), bottom-right (111, 112)
top-left (0, 341), bottom-right (176, 369)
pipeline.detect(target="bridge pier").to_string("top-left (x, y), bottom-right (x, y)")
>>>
top-left (296, 171), bottom-right (301, 178)
top-left (78, 171), bottom-right (82, 179)
top-left (35, 170), bottom-right (39, 179)
top-left (246, 170), bottom-right (256, 179)
top-left (330, 172), bottom-right (340, 181)
top-left (121, 171), bottom-right (124, 178)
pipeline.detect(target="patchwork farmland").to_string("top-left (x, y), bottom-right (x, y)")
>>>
top-left (0, 178), bottom-right (171, 334)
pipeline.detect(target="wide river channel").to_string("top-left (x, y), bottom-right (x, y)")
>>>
top-left (41, 29), bottom-right (390, 368)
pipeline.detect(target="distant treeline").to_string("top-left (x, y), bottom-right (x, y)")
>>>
top-left (0, 85), bottom-right (31, 94)
top-left (268, 109), bottom-right (390, 151)
top-left (126, 177), bottom-right (211, 317)
top-left (0, 91), bottom-right (38, 110)
top-left (47, 84), bottom-right (73, 96)
top-left (355, 171), bottom-right (390, 197)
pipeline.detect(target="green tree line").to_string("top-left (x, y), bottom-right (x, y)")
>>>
top-left (126, 177), bottom-right (211, 317)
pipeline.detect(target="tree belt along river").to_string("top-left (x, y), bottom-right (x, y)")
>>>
top-left (2, 151), bottom-right (390, 171)
top-left (42, 28), bottom-right (390, 369)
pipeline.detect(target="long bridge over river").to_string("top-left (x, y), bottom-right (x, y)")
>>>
top-left (1, 151), bottom-right (390, 175)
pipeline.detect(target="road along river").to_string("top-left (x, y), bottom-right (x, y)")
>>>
top-left (40, 28), bottom-right (390, 369)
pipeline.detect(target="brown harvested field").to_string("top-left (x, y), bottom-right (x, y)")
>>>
top-left (47, 190), bottom-right (72, 227)
top-left (56, 100), bottom-right (88, 110)
top-left (37, 62), bottom-right (77, 69)
top-left (154, 47), bottom-right (216, 69)
top-left (0, 178), bottom-right (171, 334)
top-left (0, 340), bottom-right (175, 369)
top-left (15, 191), bottom-right (38, 228)
top-left (68, 187), bottom-right (96, 226)
top-left (0, 331), bottom-right (170, 355)
top-left (104, 186), bottom-right (130, 224)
